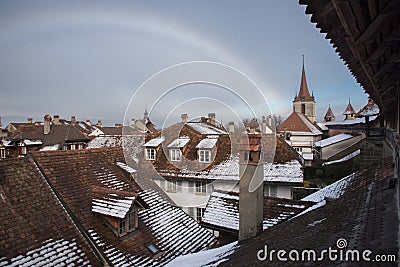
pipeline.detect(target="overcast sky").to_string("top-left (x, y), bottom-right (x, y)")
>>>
top-left (0, 0), bottom-right (369, 127)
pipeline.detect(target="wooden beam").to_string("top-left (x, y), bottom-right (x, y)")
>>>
top-left (356, 13), bottom-right (392, 44)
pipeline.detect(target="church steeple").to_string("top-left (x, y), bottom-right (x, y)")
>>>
top-left (294, 55), bottom-right (314, 103)
top-left (292, 56), bottom-right (316, 122)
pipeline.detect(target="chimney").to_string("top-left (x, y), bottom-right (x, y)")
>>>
top-left (181, 114), bottom-right (188, 123)
top-left (115, 123), bottom-right (122, 127)
top-left (53, 115), bottom-right (60, 125)
top-left (44, 115), bottom-right (52, 135)
top-left (228, 121), bottom-right (235, 134)
top-left (70, 116), bottom-right (76, 124)
top-left (86, 119), bottom-right (91, 126)
top-left (27, 118), bottom-right (33, 124)
top-left (267, 115), bottom-right (272, 128)
top-left (208, 113), bottom-right (216, 126)
top-left (96, 120), bottom-right (102, 127)
top-left (238, 133), bottom-right (264, 241)
top-left (261, 116), bottom-right (267, 134)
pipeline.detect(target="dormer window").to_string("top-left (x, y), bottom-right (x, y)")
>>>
top-left (143, 137), bottom-right (165, 161)
top-left (145, 148), bottom-right (156, 160)
top-left (167, 136), bottom-right (190, 162)
top-left (0, 149), bottom-right (5, 159)
top-left (91, 186), bottom-right (147, 238)
top-left (170, 149), bottom-right (181, 161)
top-left (199, 150), bottom-right (211, 163)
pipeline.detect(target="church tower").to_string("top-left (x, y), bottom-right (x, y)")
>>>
top-left (292, 56), bottom-right (316, 122)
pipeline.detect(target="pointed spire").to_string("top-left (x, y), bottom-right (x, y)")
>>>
top-left (343, 98), bottom-right (356, 115)
top-left (143, 103), bottom-right (149, 122)
top-left (294, 55), bottom-right (313, 102)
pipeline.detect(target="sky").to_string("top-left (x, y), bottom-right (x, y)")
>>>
top-left (0, 0), bottom-right (369, 127)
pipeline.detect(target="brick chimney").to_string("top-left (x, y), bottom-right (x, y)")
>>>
top-left (181, 114), bottom-right (188, 123)
top-left (228, 121), bottom-right (235, 134)
top-left (238, 133), bottom-right (264, 241)
top-left (115, 123), bottom-right (122, 127)
top-left (208, 113), bottom-right (216, 126)
top-left (96, 120), bottom-right (102, 127)
top-left (86, 119), bottom-right (91, 126)
top-left (70, 116), bottom-right (76, 124)
top-left (53, 115), bottom-right (60, 125)
top-left (44, 115), bottom-right (51, 135)
top-left (27, 118), bottom-right (33, 124)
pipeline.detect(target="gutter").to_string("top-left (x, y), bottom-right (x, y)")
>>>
top-left (28, 154), bottom-right (112, 267)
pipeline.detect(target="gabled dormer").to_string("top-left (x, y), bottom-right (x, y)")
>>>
top-left (195, 136), bottom-right (218, 163)
top-left (91, 186), bottom-right (148, 238)
top-left (167, 136), bottom-right (190, 162)
top-left (143, 137), bottom-right (164, 161)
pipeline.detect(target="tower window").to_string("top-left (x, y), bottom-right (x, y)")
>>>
top-left (301, 104), bottom-right (306, 114)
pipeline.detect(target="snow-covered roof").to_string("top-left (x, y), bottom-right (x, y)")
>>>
top-left (167, 136), bottom-right (190, 148)
top-left (323, 149), bottom-right (360, 166)
top-left (165, 241), bottom-right (238, 267)
top-left (264, 160), bottom-right (303, 183)
top-left (195, 136), bottom-right (219, 149)
top-left (92, 193), bottom-right (136, 218)
top-left (143, 137), bottom-right (165, 147)
top-left (201, 191), bottom-right (312, 233)
top-left (316, 122), bottom-right (328, 131)
top-left (186, 123), bottom-right (227, 135)
top-left (326, 117), bottom-right (365, 125)
top-left (314, 133), bottom-right (353, 148)
top-left (116, 161), bottom-right (137, 173)
top-left (294, 173), bottom-right (355, 218)
top-left (297, 113), bottom-right (323, 135)
top-left (1, 140), bottom-right (12, 147)
top-left (39, 144), bottom-right (60, 151)
top-left (0, 239), bottom-right (91, 267)
top-left (23, 139), bottom-right (42, 146)
top-left (359, 102), bottom-right (380, 116)
top-left (162, 155), bottom-right (303, 184)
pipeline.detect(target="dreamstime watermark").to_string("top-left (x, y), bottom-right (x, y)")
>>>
top-left (257, 238), bottom-right (397, 263)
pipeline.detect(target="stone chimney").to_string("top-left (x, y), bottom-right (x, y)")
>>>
top-left (208, 113), bottom-right (216, 126)
top-left (86, 119), bottom-right (91, 126)
top-left (96, 120), bottom-right (102, 127)
top-left (70, 116), bottom-right (76, 124)
top-left (267, 115), bottom-right (272, 128)
top-left (27, 118), bottom-right (33, 124)
top-left (53, 115), bottom-right (60, 125)
top-left (181, 113), bottom-right (188, 123)
top-left (228, 121), bottom-right (235, 134)
top-left (238, 133), bottom-right (264, 241)
top-left (44, 115), bottom-right (52, 135)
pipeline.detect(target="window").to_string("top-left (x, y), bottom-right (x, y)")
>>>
top-left (243, 151), bottom-right (253, 161)
top-left (196, 207), bottom-right (205, 222)
top-left (127, 211), bottom-right (135, 231)
top-left (146, 243), bottom-right (159, 255)
top-left (199, 150), bottom-right (211, 163)
top-left (119, 218), bottom-right (126, 235)
top-left (269, 185), bottom-right (277, 198)
top-left (70, 144), bottom-right (76, 150)
top-left (167, 180), bottom-right (177, 192)
top-left (301, 104), bottom-right (306, 114)
top-left (145, 148), bottom-right (156, 160)
top-left (78, 144), bottom-right (83, 149)
top-left (295, 147), bottom-right (302, 152)
top-left (195, 181), bottom-right (206, 194)
top-left (170, 149), bottom-right (181, 161)
top-left (188, 181), bottom-right (194, 193)
top-left (0, 149), bottom-right (5, 159)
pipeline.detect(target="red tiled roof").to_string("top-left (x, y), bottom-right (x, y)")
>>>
top-left (0, 158), bottom-right (98, 265)
top-left (324, 106), bottom-right (335, 119)
top-left (343, 102), bottom-right (356, 115)
top-left (31, 147), bottom-right (216, 265)
top-left (277, 112), bottom-right (322, 135)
